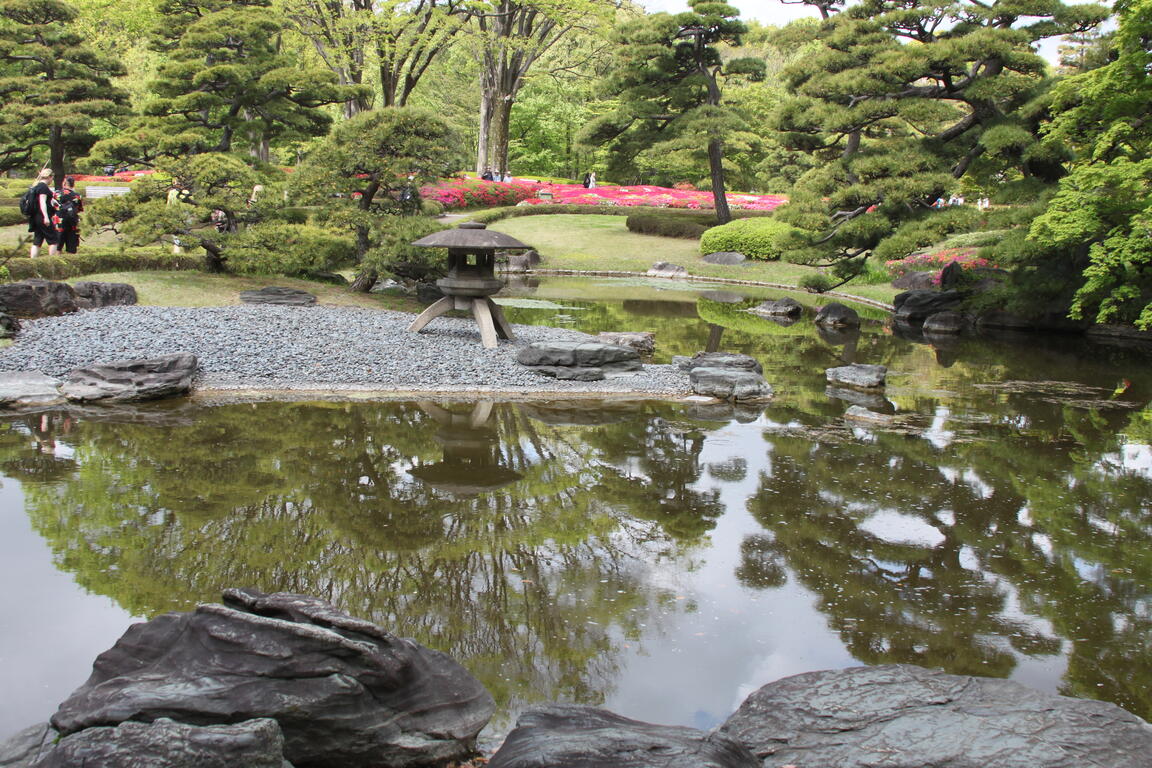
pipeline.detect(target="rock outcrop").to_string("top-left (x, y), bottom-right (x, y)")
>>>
top-left (893, 289), bottom-right (964, 323)
top-left (749, 297), bottom-right (802, 318)
top-left (239, 287), bottom-right (317, 306)
top-left (702, 251), bottom-right (746, 265)
top-left (0, 280), bottom-right (79, 317)
top-left (0, 372), bottom-right (65, 409)
top-left (72, 282), bottom-right (138, 310)
top-left (719, 664), bottom-right (1152, 768)
top-left (826, 363), bottom-right (887, 390)
top-left (597, 331), bottom-right (655, 356)
top-left (488, 704), bottom-right (757, 768)
top-left (674, 352), bottom-right (763, 375)
top-left (59, 353), bottom-right (198, 403)
top-left (50, 588), bottom-right (494, 768)
top-left (689, 367), bottom-right (772, 401)
top-left (647, 262), bottom-right (688, 278)
top-left (814, 302), bottom-right (860, 328)
top-left (516, 341), bottom-right (642, 376)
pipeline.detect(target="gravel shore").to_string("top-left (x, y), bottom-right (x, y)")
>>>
top-left (0, 305), bottom-right (691, 398)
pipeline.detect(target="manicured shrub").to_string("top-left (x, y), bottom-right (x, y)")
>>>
top-left (699, 217), bottom-right (799, 261)
top-left (625, 213), bottom-right (710, 239)
top-left (224, 223), bottom-right (355, 276)
top-left (799, 273), bottom-right (834, 293)
top-left (5, 247), bottom-right (207, 281)
top-left (0, 207), bottom-right (26, 227)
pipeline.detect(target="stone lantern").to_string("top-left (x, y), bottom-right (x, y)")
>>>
top-left (406, 221), bottom-right (533, 349)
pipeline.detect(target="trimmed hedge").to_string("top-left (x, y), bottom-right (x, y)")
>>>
top-left (625, 213), bottom-right (715, 239)
top-left (699, 217), bottom-right (799, 261)
top-left (0, 208), bottom-right (26, 227)
top-left (5, 248), bottom-right (207, 281)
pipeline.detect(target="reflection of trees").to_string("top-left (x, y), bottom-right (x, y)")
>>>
top-left (745, 388), bottom-right (1152, 718)
top-left (1, 400), bottom-right (725, 724)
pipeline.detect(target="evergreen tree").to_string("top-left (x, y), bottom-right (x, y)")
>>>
top-left (88, 0), bottom-right (365, 166)
top-left (1028, 0), bottom-right (1152, 328)
top-left (768, 0), bottom-right (1108, 280)
top-left (0, 0), bottom-right (130, 182)
top-left (581, 0), bottom-right (764, 223)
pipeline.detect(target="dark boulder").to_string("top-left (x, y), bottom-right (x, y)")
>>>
top-left (488, 704), bottom-right (758, 768)
top-left (416, 282), bottom-right (445, 305)
top-left (689, 367), bottom-right (772, 401)
top-left (814, 302), bottom-right (860, 328)
top-left (0, 313), bottom-right (20, 338)
top-left (923, 310), bottom-right (968, 334)
top-left (72, 282), bottom-right (138, 309)
top-left (891, 270), bottom-right (938, 290)
top-left (893, 290), bottom-right (964, 323)
top-left (0, 722), bottom-right (56, 767)
top-left (239, 287), bottom-right (317, 306)
top-left (60, 353), bottom-right (198, 403)
top-left (0, 280), bottom-right (78, 317)
top-left (50, 588), bottom-right (494, 768)
top-left (702, 251), bottom-right (746, 265)
top-left (673, 352), bottom-right (763, 375)
top-left (516, 341), bottom-right (641, 372)
top-left (719, 664), bottom-right (1152, 768)
top-left (749, 298), bottom-right (802, 318)
top-left (33, 718), bottom-right (289, 768)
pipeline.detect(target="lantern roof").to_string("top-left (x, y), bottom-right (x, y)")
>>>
top-left (411, 221), bottom-right (532, 250)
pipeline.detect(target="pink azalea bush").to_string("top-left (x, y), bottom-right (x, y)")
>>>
top-left (420, 177), bottom-right (788, 212)
top-left (885, 248), bottom-right (995, 285)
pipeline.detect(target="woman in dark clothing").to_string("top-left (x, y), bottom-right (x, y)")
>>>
top-left (27, 169), bottom-right (58, 258)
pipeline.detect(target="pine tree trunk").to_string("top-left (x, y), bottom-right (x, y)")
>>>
top-left (708, 138), bottom-right (731, 224)
top-left (350, 269), bottom-right (377, 292)
top-left (491, 96), bottom-right (513, 174)
top-left (49, 126), bottom-right (65, 188)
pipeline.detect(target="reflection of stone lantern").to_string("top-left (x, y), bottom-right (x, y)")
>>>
top-left (406, 222), bottom-right (533, 348)
top-left (407, 401), bottom-right (523, 495)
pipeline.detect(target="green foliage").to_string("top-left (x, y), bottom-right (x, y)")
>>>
top-left (798, 272), bottom-right (833, 293)
top-left (4, 247), bottom-right (205, 281)
top-left (0, 207), bottom-right (25, 227)
top-left (222, 223), bottom-right (354, 277)
top-left (699, 216), bottom-right (798, 261)
top-left (624, 213), bottom-right (711, 239)
top-left (361, 215), bottom-right (450, 282)
top-left (871, 208), bottom-right (982, 263)
top-left (0, 0), bottom-right (130, 180)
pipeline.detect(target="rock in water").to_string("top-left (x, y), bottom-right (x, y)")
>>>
top-left (59, 353), bottom-right (198, 403)
top-left (34, 718), bottom-right (287, 768)
top-left (825, 363), bottom-right (887, 390)
top-left (719, 664), bottom-right (1152, 768)
top-left (50, 588), bottom-right (495, 768)
top-left (689, 367), bottom-right (772, 401)
top-left (488, 704), bottom-right (758, 768)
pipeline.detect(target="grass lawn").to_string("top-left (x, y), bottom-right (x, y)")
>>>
top-left (488, 214), bottom-right (900, 306)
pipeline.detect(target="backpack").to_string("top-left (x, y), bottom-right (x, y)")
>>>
top-left (55, 190), bottom-right (80, 229)
top-left (19, 186), bottom-right (35, 217)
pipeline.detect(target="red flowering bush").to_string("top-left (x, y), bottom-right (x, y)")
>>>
top-left (885, 248), bottom-right (995, 285)
top-left (419, 177), bottom-right (788, 212)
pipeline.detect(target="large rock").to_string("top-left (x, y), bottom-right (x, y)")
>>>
top-left (0, 372), bottom-right (64, 409)
top-left (826, 363), bottom-right (887, 390)
top-left (50, 588), bottom-right (494, 768)
top-left (673, 352), bottom-right (763, 375)
top-left (647, 262), bottom-right (688, 278)
top-left (33, 718), bottom-right (289, 768)
top-left (702, 251), bottom-right (746, 266)
top-left (488, 704), bottom-right (757, 768)
top-left (59, 353), bottom-right (198, 403)
top-left (500, 249), bottom-right (541, 273)
top-left (0, 722), bottom-right (56, 767)
top-left (719, 664), bottom-right (1152, 768)
top-left (689, 367), bottom-right (772, 401)
top-left (749, 297), bottom-right (802, 318)
top-left (597, 332), bottom-right (655, 356)
top-left (814, 302), bottom-right (860, 328)
top-left (528, 366), bottom-right (605, 381)
top-left (0, 280), bottom-right (79, 317)
top-left (923, 310), bottom-right (968, 334)
top-left (893, 289), bottom-right (964, 323)
top-left (891, 270), bottom-right (938, 290)
top-left (239, 287), bottom-right (317, 306)
top-left (516, 341), bottom-right (641, 371)
top-left (72, 282), bottom-right (138, 309)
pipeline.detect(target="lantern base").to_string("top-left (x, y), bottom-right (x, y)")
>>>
top-left (407, 295), bottom-right (515, 349)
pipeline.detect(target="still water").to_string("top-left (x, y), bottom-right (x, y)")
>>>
top-left (1, 277), bottom-right (1151, 738)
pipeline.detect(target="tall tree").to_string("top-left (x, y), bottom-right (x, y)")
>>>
top-left (767, 0), bottom-right (1108, 279)
top-left (1027, 0), bottom-right (1152, 329)
top-left (471, 0), bottom-right (616, 176)
top-left (0, 0), bottom-right (129, 183)
top-left (87, 0), bottom-right (364, 166)
top-left (582, 0), bottom-right (764, 222)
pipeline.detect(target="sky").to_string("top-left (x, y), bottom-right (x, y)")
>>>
top-left (636, 0), bottom-right (1110, 64)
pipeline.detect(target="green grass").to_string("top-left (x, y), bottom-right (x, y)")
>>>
top-left (489, 214), bottom-right (900, 306)
top-left (73, 271), bottom-right (423, 312)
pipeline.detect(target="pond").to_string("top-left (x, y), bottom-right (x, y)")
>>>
top-left (2, 276), bottom-right (1151, 741)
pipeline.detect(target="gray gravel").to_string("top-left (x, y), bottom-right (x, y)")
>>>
top-left (0, 305), bottom-right (691, 396)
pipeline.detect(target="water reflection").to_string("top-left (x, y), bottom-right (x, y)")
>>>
top-left (2, 280), bottom-right (1152, 737)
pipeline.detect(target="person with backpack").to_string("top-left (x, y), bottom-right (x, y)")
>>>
top-left (52, 176), bottom-right (84, 254)
top-left (24, 169), bottom-right (58, 258)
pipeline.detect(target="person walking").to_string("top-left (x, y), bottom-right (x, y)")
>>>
top-left (52, 176), bottom-right (84, 254)
top-left (27, 169), bottom-right (58, 258)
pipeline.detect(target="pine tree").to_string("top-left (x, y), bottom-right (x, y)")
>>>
top-left (0, 0), bottom-right (130, 182)
top-left (582, 0), bottom-right (764, 223)
top-left (769, 0), bottom-right (1109, 279)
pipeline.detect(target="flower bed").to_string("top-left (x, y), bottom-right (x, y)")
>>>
top-left (420, 177), bottom-right (788, 212)
top-left (885, 248), bottom-right (995, 285)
